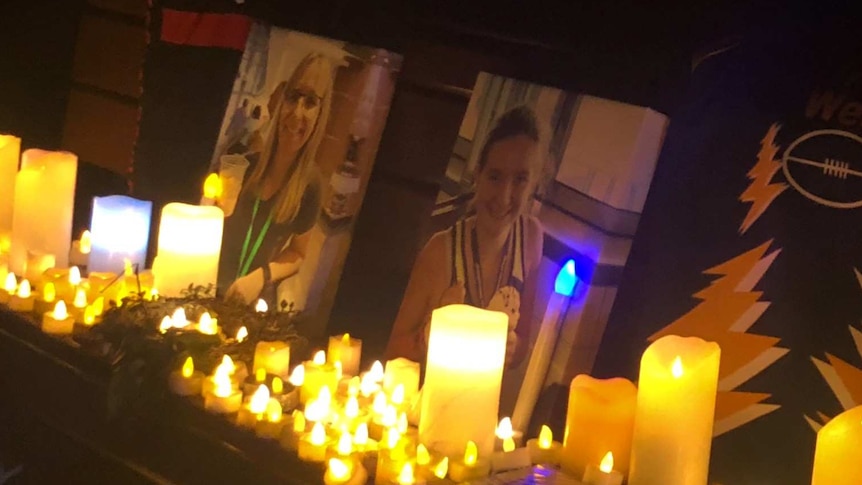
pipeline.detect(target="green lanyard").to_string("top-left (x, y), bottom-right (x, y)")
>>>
top-left (237, 197), bottom-right (274, 279)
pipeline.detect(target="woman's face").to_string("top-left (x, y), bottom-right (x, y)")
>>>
top-left (474, 134), bottom-right (538, 236)
top-left (278, 60), bottom-right (328, 155)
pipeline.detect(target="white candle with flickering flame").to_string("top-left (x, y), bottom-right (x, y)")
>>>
top-left (10, 149), bottom-right (77, 274)
top-left (42, 300), bottom-right (75, 335)
top-left (8, 279), bottom-right (34, 312)
top-left (448, 440), bottom-right (491, 482)
top-left (811, 404), bottom-right (862, 485)
top-left (583, 452), bottom-right (624, 485)
top-left (0, 134), bottom-right (21, 249)
top-left (237, 384), bottom-right (271, 428)
top-left (628, 335), bottom-right (721, 485)
top-left (527, 425), bottom-right (562, 466)
top-left (153, 202), bottom-right (223, 297)
top-left (419, 304), bottom-right (507, 458)
top-left (89, 195), bottom-right (152, 274)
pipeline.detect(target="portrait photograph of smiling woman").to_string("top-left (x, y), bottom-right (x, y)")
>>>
top-left (209, 25), bottom-right (400, 335)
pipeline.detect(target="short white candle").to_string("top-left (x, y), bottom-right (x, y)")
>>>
top-left (169, 356), bottom-right (204, 396)
top-left (42, 300), bottom-right (75, 335)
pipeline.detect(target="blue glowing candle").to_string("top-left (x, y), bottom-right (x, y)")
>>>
top-left (88, 195), bottom-right (152, 273)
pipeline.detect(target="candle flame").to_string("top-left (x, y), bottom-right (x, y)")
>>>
top-left (271, 377), bottom-right (283, 394)
top-left (83, 305), bottom-right (96, 326)
top-left (313, 350), bottom-right (326, 365)
top-left (235, 326), bottom-right (248, 342)
top-left (347, 376), bottom-right (360, 397)
top-left (336, 431), bottom-right (352, 455)
top-left (600, 451), bottom-right (614, 473)
top-left (386, 427), bottom-right (401, 449)
top-left (181, 356), bottom-right (194, 378)
top-left (219, 354), bottom-right (236, 374)
top-left (503, 437), bottom-right (515, 452)
top-left (52, 300), bottom-right (69, 320)
top-left (310, 422), bottom-right (326, 446)
top-left (255, 298), bottom-right (268, 313)
top-left (345, 396), bottom-right (359, 419)
top-left (360, 371), bottom-right (379, 397)
top-left (292, 410), bottom-right (306, 433)
top-left (327, 458), bottom-right (350, 481)
top-left (434, 457), bottom-right (449, 479)
top-left (305, 399), bottom-right (325, 423)
top-left (203, 173), bottom-right (223, 199)
top-left (289, 364), bottom-right (305, 386)
top-left (372, 391), bottom-right (387, 415)
top-left (79, 230), bottom-right (91, 254)
top-left (318, 385), bottom-right (332, 409)
top-left (538, 425), bottom-right (554, 449)
top-left (382, 405), bottom-right (397, 427)
top-left (197, 312), bottom-right (217, 335)
top-left (496, 417), bottom-right (514, 439)
top-left (93, 296), bottom-right (104, 316)
top-left (397, 462), bottom-right (415, 485)
top-left (369, 361), bottom-right (384, 382)
top-left (671, 356), bottom-right (684, 378)
top-left (73, 287), bottom-right (87, 309)
top-left (391, 384), bottom-right (405, 405)
top-left (69, 266), bottom-right (81, 286)
top-left (341, 333), bottom-right (350, 344)
top-left (213, 366), bottom-right (233, 398)
top-left (354, 422), bottom-right (368, 446)
top-left (266, 398), bottom-right (282, 422)
top-left (3, 272), bottom-right (15, 293)
top-left (396, 412), bottom-right (408, 434)
top-left (171, 307), bottom-right (188, 328)
top-left (159, 316), bottom-right (173, 334)
top-left (464, 441), bottom-right (478, 466)
top-left (16, 279), bottom-right (30, 298)
top-left (42, 282), bottom-right (56, 302)
top-left (416, 444), bottom-right (431, 466)
top-left (249, 385), bottom-right (270, 414)
top-left (255, 367), bottom-right (267, 383)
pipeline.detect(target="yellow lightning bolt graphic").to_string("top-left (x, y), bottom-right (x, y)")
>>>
top-left (650, 240), bottom-right (788, 436)
top-left (806, 268), bottom-right (862, 431)
top-left (739, 124), bottom-right (788, 234)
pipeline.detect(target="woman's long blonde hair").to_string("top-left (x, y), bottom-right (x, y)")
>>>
top-left (244, 52), bottom-right (333, 224)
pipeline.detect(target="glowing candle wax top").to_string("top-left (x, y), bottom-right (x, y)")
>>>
top-left (182, 357), bottom-right (195, 378)
top-left (600, 451), bottom-right (615, 473)
top-left (538, 425), bottom-right (554, 449)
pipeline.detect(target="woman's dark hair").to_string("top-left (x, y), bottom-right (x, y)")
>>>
top-left (477, 106), bottom-right (540, 172)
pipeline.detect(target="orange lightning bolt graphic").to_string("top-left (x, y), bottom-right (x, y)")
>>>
top-left (650, 240), bottom-right (788, 436)
top-left (739, 124), bottom-right (788, 234)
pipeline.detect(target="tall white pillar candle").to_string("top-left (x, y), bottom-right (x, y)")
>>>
top-left (89, 195), bottom-right (152, 273)
top-left (628, 335), bottom-right (721, 485)
top-left (811, 404), bottom-right (862, 485)
top-left (0, 134), bottom-right (21, 251)
top-left (153, 203), bottom-right (223, 297)
top-left (10, 149), bottom-right (77, 274)
top-left (419, 304), bottom-right (508, 458)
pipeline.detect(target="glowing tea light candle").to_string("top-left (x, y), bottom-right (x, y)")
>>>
top-left (583, 451), bottom-right (623, 485)
top-left (496, 417), bottom-right (516, 452)
top-left (71, 287), bottom-right (89, 324)
top-left (490, 421), bottom-right (532, 473)
top-left (324, 457), bottom-right (368, 485)
top-left (328, 333), bottom-right (362, 377)
top-left (169, 356), bottom-right (204, 396)
top-left (196, 311), bottom-right (219, 335)
top-left (561, 375), bottom-right (637, 478)
top-left (8, 279), bottom-right (34, 312)
top-left (257, 399), bottom-right (286, 439)
top-left (237, 384), bottom-right (270, 428)
top-left (0, 272), bottom-right (15, 304)
top-left (448, 440), bottom-right (491, 482)
top-left (302, 350), bottom-right (338, 404)
top-left (255, 298), bottom-right (268, 313)
top-left (254, 341), bottom-right (292, 380)
top-left (204, 365), bottom-right (242, 414)
top-left (420, 304), bottom-right (507, 458)
top-left (42, 300), bottom-right (75, 335)
top-left (383, 358), bottom-right (420, 407)
top-left (10, 149), bottom-right (77, 274)
top-left (811, 404), bottom-right (862, 485)
top-left (527, 425), bottom-right (562, 466)
top-left (201, 173), bottom-right (222, 206)
top-left (0, 135), bottom-right (21, 247)
top-left (69, 229), bottom-right (91, 267)
top-left (298, 421), bottom-right (329, 462)
top-left (88, 195), bottom-right (152, 273)
top-left (629, 335), bottom-right (721, 485)
top-left (236, 326), bottom-right (248, 342)
top-left (153, 202), bottom-right (223, 297)
top-left (396, 462), bottom-right (416, 485)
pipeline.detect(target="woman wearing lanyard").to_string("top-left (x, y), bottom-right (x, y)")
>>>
top-left (220, 52), bottom-right (333, 306)
top-left (386, 106), bottom-right (546, 379)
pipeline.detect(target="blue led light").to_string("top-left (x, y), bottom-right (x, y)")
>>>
top-left (554, 259), bottom-right (577, 296)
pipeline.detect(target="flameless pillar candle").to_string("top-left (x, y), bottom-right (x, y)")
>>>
top-left (0, 135), bottom-right (21, 248)
top-left (10, 149), bottom-right (77, 274)
top-left (628, 335), bottom-right (721, 485)
top-left (419, 304), bottom-right (507, 458)
top-left (561, 375), bottom-right (637, 478)
top-left (328, 333), bottom-right (362, 377)
top-left (153, 203), bottom-right (223, 297)
top-left (88, 196), bottom-right (152, 273)
top-left (811, 404), bottom-right (862, 485)
top-left (254, 341), bottom-right (292, 379)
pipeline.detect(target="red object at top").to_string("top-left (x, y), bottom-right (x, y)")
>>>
top-left (160, 8), bottom-right (252, 51)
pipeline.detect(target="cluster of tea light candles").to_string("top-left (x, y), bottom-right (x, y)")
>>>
top-left (2, 134), bottom-right (860, 484)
